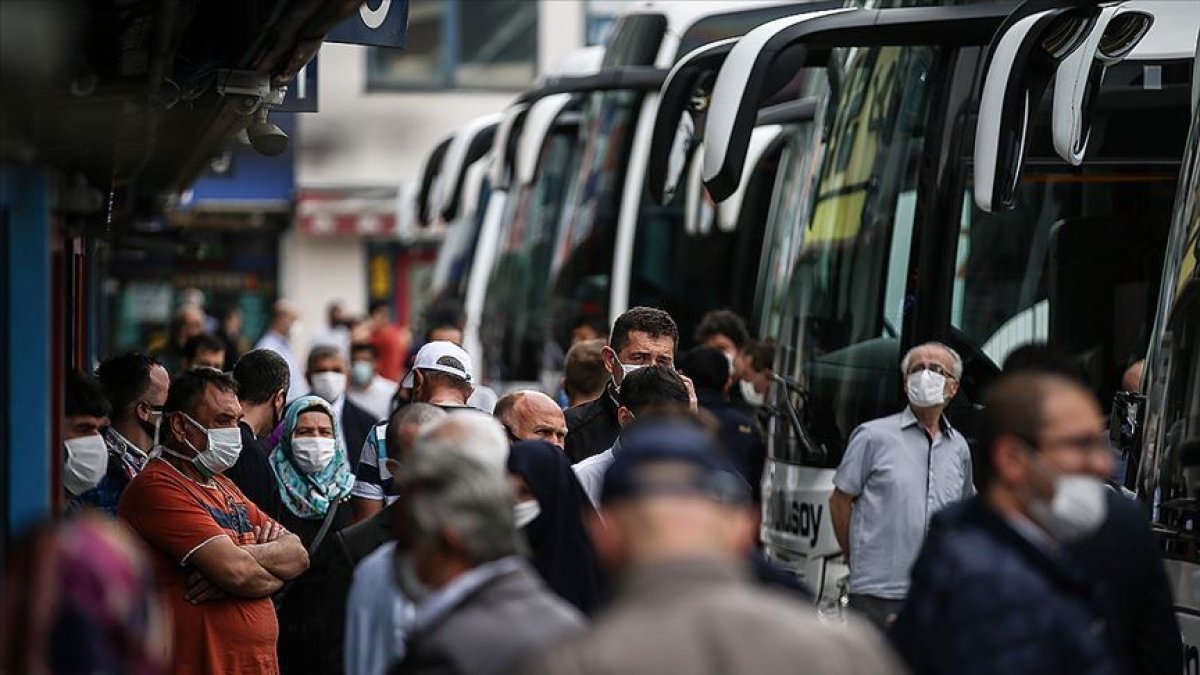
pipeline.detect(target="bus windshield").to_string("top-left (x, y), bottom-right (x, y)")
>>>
top-left (481, 125), bottom-right (581, 385)
top-left (769, 45), bottom-right (937, 465)
top-left (547, 89), bottom-right (641, 349)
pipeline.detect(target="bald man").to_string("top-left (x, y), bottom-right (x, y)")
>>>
top-left (494, 390), bottom-right (569, 451)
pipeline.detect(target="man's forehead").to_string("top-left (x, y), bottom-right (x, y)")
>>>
top-left (621, 331), bottom-right (675, 352)
top-left (911, 345), bottom-right (953, 365)
top-left (1041, 388), bottom-right (1102, 431)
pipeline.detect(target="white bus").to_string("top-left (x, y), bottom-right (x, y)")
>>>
top-left (698, 0), bottom-right (1197, 606)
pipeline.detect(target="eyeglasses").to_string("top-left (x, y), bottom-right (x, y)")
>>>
top-left (906, 363), bottom-right (957, 380)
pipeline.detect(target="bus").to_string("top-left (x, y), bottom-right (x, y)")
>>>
top-left (699, 0), bottom-right (1197, 606)
top-left (1117, 30), bottom-right (1200, 656)
top-left (534, 0), bottom-right (844, 383)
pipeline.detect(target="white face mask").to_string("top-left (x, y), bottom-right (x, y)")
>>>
top-left (63, 434), bottom-right (109, 495)
top-left (179, 413), bottom-right (242, 475)
top-left (513, 499), bottom-right (542, 528)
top-left (394, 551), bottom-right (432, 603)
top-left (310, 371), bottom-right (347, 403)
top-left (1028, 472), bottom-right (1109, 543)
top-left (610, 354), bottom-right (645, 390)
top-left (291, 436), bottom-right (337, 474)
top-left (738, 379), bottom-right (766, 407)
top-left (906, 369), bottom-right (947, 408)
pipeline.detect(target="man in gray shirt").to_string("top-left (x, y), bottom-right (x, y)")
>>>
top-left (829, 341), bottom-right (975, 629)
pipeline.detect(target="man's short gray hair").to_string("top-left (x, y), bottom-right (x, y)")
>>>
top-left (900, 342), bottom-right (963, 379)
top-left (414, 412), bottom-right (509, 472)
top-left (405, 445), bottom-right (521, 565)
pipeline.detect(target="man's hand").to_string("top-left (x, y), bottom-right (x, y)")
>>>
top-left (185, 569), bottom-right (228, 604)
top-left (254, 520), bottom-right (283, 544)
top-left (679, 373), bottom-right (699, 412)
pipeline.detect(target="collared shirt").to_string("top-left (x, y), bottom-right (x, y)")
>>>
top-left (68, 427), bottom-right (150, 516)
top-left (412, 556), bottom-right (525, 632)
top-left (345, 541), bottom-right (411, 675)
top-left (573, 441), bottom-right (619, 507)
top-left (255, 330), bottom-right (308, 402)
top-left (833, 406), bottom-right (975, 599)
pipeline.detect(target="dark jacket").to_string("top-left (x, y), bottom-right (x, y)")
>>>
top-left (1068, 490), bottom-right (1181, 675)
top-left (696, 389), bottom-right (766, 496)
top-left (342, 399), bottom-right (379, 474)
top-left (564, 384), bottom-right (620, 464)
top-left (890, 497), bottom-right (1120, 675)
top-left (276, 500), bottom-right (355, 675)
top-left (227, 422), bottom-right (283, 519)
top-left (393, 560), bottom-right (585, 675)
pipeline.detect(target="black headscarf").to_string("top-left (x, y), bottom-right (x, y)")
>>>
top-left (507, 440), bottom-right (601, 613)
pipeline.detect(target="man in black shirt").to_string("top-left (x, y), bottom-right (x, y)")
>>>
top-left (228, 348), bottom-right (288, 519)
top-left (564, 307), bottom-right (679, 463)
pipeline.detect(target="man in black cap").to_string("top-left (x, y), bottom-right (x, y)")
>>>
top-left (519, 420), bottom-right (902, 675)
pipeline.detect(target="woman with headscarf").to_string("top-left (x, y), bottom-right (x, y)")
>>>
top-left (507, 440), bottom-right (602, 613)
top-left (269, 395), bottom-right (356, 675)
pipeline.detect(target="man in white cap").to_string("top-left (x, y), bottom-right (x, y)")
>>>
top-left (402, 341), bottom-right (477, 412)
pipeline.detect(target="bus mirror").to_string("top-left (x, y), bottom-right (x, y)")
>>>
top-left (1052, 6), bottom-right (1152, 166)
top-left (973, 4), bottom-right (1096, 213)
top-left (1109, 390), bottom-right (1146, 460)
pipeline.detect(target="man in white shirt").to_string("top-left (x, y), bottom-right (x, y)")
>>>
top-left (347, 342), bottom-right (398, 421)
top-left (254, 299), bottom-right (307, 402)
top-left (573, 366), bottom-right (691, 506)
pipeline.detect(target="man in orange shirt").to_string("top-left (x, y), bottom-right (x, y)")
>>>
top-left (120, 368), bottom-right (309, 675)
top-left (368, 301), bottom-right (410, 382)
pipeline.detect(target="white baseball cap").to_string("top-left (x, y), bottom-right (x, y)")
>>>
top-left (402, 341), bottom-right (474, 387)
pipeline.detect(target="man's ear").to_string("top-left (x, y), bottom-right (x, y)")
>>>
top-left (167, 413), bottom-right (188, 444)
top-left (617, 406), bottom-right (634, 428)
top-left (601, 346), bottom-right (616, 376)
top-left (992, 435), bottom-right (1029, 487)
top-left (587, 509), bottom-right (622, 571)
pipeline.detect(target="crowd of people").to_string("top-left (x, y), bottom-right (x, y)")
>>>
top-left (5, 298), bottom-right (1180, 675)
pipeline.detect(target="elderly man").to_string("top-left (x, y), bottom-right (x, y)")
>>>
top-left (307, 345), bottom-right (377, 472)
top-left (495, 390), bottom-right (569, 451)
top-left (829, 341), bottom-right (974, 629)
top-left (564, 307), bottom-right (680, 463)
top-left (119, 368), bottom-right (309, 674)
top-left (891, 373), bottom-right (1125, 674)
top-left (69, 353), bottom-right (168, 514)
top-left (520, 420), bottom-right (902, 675)
top-left (383, 415), bottom-right (582, 675)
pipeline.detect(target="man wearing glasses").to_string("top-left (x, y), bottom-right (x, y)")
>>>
top-left (829, 342), bottom-right (974, 629)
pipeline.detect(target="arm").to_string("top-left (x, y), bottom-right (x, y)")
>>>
top-left (244, 520), bottom-right (309, 580)
top-left (350, 496), bottom-right (384, 524)
top-left (187, 535), bottom-right (285, 598)
top-left (829, 488), bottom-right (857, 562)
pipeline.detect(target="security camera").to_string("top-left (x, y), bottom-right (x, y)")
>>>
top-left (247, 108), bottom-right (288, 156)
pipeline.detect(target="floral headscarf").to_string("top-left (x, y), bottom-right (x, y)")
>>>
top-left (269, 396), bottom-right (355, 519)
top-left (2, 514), bottom-right (171, 675)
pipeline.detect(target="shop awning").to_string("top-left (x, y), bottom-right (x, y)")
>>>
top-left (296, 188), bottom-right (400, 237)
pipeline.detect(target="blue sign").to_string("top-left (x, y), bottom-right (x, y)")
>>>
top-left (327, 0), bottom-right (409, 49)
top-left (181, 114), bottom-right (296, 209)
top-left (277, 57), bottom-right (318, 113)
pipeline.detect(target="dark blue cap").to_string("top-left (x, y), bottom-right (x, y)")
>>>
top-left (600, 419), bottom-right (751, 505)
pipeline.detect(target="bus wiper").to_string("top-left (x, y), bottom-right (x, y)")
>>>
top-left (769, 373), bottom-right (827, 466)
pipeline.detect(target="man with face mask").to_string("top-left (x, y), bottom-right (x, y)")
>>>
top-left (564, 307), bottom-right (679, 464)
top-left (388, 418), bottom-right (584, 675)
top-left (347, 342), bottom-right (398, 421)
top-left (828, 341), bottom-right (974, 629)
top-left (62, 371), bottom-right (112, 501)
top-left (68, 353), bottom-right (167, 515)
top-left (307, 345), bottom-right (376, 473)
top-left (229, 349), bottom-right (290, 518)
top-left (118, 367), bottom-right (309, 675)
top-left (890, 372), bottom-right (1122, 675)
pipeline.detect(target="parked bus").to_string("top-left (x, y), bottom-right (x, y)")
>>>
top-left (1115, 27), bottom-right (1200, 656)
top-left (699, 0), bottom-right (1196, 605)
